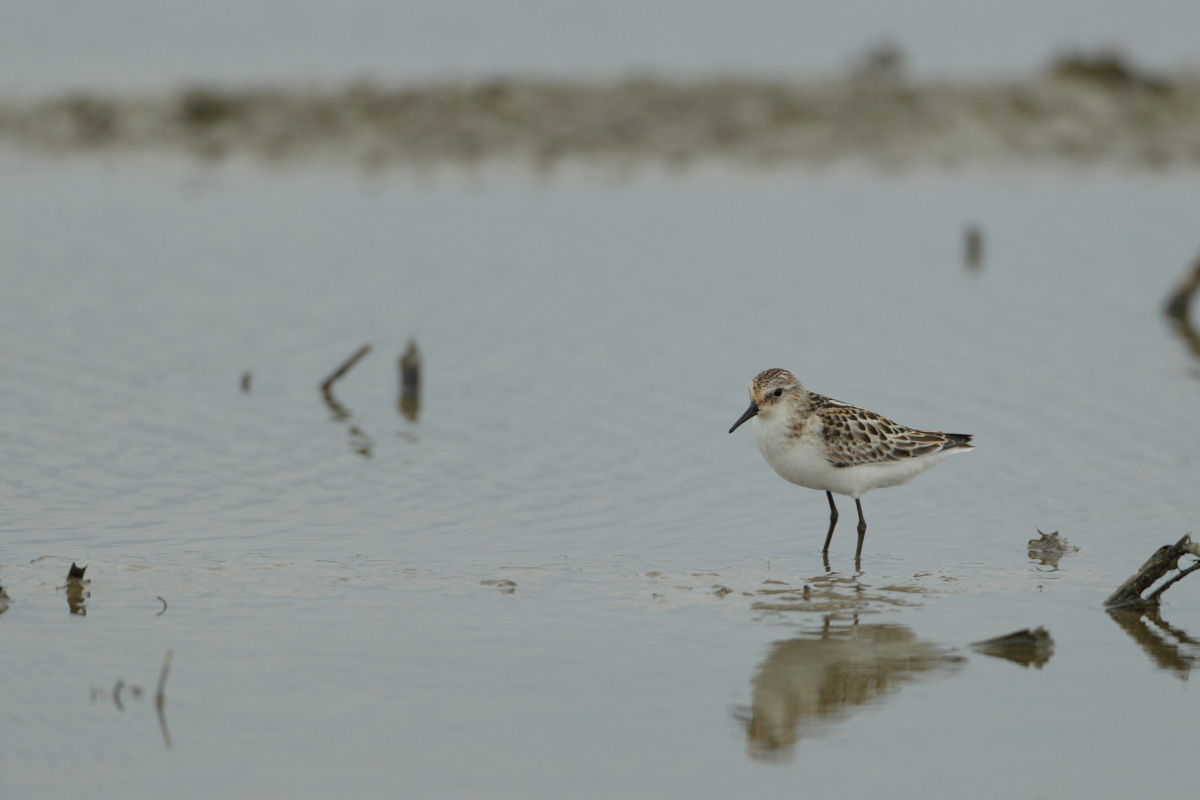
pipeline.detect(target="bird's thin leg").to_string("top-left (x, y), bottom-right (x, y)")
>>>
top-left (822, 491), bottom-right (839, 553)
top-left (854, 499), bottom-right (867, 559)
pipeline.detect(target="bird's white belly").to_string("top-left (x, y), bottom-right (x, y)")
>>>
top-left (753, 417), bottom-right (952, 499)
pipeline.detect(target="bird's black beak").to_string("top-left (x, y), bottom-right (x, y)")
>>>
top-left (728, 402), bottom-right (758, 433)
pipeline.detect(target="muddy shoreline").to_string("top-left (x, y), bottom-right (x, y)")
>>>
top-left (3, 68), bottom-right (1200, 172)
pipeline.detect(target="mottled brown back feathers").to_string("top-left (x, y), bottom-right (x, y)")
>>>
top-left (811, 393), bottom-right (974, 468)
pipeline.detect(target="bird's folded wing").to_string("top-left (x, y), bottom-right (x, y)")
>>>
top-left (816, 403), bottom-right (957, 468)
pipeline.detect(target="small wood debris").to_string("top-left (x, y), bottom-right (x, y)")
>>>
top-left (1027, 530), bottom-right (1079, 568)
top-left (971, 627), bottom-right (1055, 668)
top-left (398, 340), bottom-right (421, 422)
top-left (62, 563), bottom-right (89, 616)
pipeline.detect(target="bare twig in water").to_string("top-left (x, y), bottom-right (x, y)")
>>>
top-left (1144, 556), bottom-right (1200, 605)
top-left (319, 344), bottom-right (375, 456)
top-left (964, 225), bottom-right (983, 271)
top-left (156, 596), bottom-right (168, 617)
top-left (1104, 534), bottom-right (1200, 609)
top-left (156, 649), bottom-right (174, 750)
top-left (320, 344), bottom-right (372, 395)
top-left (398, 340), bottom-right (421, 422)
top-left (1165, 251), bottom-right (1200, 360)
top-left (112, 679), bottom-right (126, 712)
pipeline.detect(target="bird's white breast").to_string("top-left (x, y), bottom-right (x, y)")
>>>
top-left (752, 412), bottom-right (842, 490)
top-left (751, 411), bottom-right (955, 500)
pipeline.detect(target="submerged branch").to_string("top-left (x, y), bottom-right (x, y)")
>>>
top-left (1104, 534), bottom-right (1200, 609)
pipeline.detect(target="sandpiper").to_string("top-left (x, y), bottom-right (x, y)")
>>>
top-left (729, 368), bottom-right (972, 559)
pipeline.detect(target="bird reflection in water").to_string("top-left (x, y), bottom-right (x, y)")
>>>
top-left (733, 617), bottom-right (963, 761)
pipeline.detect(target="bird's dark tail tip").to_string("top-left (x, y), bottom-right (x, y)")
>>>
top-left (944, 433), bottom-right (974, 450)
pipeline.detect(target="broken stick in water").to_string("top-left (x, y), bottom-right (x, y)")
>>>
top-left (320, 344), bottom-right (372, 395)
top-left (1104, 534), bottom-right (1200, 609)
top-left (319, 344), bottom-right (375, 456)
top-left (398, 340), bottom-right (421, 422)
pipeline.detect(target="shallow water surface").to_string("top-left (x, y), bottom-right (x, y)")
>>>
top-left (4, 0), bottom-right (1200, 90)
top-left (1, 164), bottom-right (1198, 797)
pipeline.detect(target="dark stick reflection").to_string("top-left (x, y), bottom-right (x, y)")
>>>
top-left (1164, 251), bottom-right (1200, 363)
top-left (1107, 607), bottom-right (1200, 680)
top-left (88, 650), bottom-right (173, 750)
top-left (156, 649), bottom-right (174, 750)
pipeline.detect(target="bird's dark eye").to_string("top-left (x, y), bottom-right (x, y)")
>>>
top-left (773, 388), bottom-right (783, 397)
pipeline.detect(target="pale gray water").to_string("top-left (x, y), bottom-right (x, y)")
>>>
top-left (3, 0), bottom-right (1200, 92)
top-left (1, 162), bottom-right (1198, 797)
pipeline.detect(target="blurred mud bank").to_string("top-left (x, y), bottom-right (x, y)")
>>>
top-left (4, 67), bottom-right (1200, 173)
